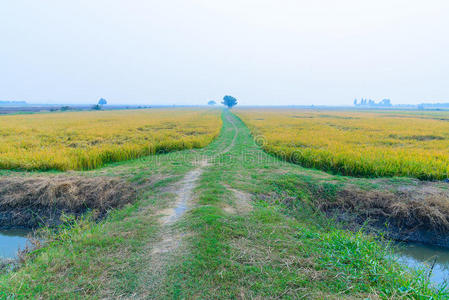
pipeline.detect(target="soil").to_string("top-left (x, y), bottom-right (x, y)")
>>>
top-left (223, 185), bottom-right (253, 214)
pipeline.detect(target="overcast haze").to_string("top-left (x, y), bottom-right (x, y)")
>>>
top-left (1, 0), bottom-right (448, 106)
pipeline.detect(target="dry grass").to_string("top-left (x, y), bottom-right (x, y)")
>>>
top-left (317, 183), bottom-right (449, 232)
top-left (0, 175), bottom-right (136, 227)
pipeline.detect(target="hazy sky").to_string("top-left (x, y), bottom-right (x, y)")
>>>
top-left (1, 0), bottom-right (448, 106)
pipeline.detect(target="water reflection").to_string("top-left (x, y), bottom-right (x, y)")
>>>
top-left (0, 229), bottom-right (30, 259)
top-left (395, 242), bottom-right (449, 286)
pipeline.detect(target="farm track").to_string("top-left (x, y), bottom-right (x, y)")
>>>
top-left (135, 112), bottom-right (240, 297)
top-left (2, 109), bottom-right (447, 298)
top-left (159, 112), bottom-right (239, 225)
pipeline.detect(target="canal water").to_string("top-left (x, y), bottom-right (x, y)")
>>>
top-left (395, 242), bottom-right (449, 286)
top-left (0, 229), bottom-right (29, 259)
top-left (1, 228), bottom-right (449, 287)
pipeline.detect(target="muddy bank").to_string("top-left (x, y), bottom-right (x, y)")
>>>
top-left (319, 182), bottom-right (449, 248)
top-left (328, 208), bottom-right (449, 248)
top-left (267, 174), bottom-right (449, 248)
top-left (0, 175), bottom-right (137, 228)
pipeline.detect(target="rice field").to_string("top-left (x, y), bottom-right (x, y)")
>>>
top-left (0, 108), bottom-right (221, 171)
top-left (235, 108), bottom-right (449, 180)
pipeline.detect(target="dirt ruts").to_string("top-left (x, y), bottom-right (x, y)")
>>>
top-left (159, 112), bottom-right (239, 224)
top-left (136, 112), bottom-right (239, 296)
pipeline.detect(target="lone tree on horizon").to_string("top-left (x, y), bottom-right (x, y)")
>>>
top-left (222, 95), bottom-right (237, 108)
top-left (208, 100), bottom-right (216, 105)
top-left (98, 98), bottom-right (107, 106)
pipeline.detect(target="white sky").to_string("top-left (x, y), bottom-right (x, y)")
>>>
top-left (1, 0), bottom-right (448, 106)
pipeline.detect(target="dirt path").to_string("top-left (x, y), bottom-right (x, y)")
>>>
top-left (159, 160), bottom-right (208, 225)
top-left (137, 111), bottom-right (239, 296)
top-left (161, 112), bottom-right (238, 224)
top-left (218, 113), bottom-right (239, 155)
top-left (6, 110), bottom-right (441, 298)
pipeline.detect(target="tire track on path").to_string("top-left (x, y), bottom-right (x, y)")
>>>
top-left (161, 111), bottom-right (238, 224)
top-left (136, 111), bottom-right (239, 297)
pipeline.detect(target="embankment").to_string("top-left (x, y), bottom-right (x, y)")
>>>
top-left (0, 175), bottom-right (136, 228)
top-left (269, 174), bottom-right (449, 248)
top-left (327, 181), bottom-right (449, 248)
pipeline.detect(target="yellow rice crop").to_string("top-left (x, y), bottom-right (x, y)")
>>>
top-left (0, 108), bottom-right (221, 171)
top-left (236, 108), bottom-right (449, 180)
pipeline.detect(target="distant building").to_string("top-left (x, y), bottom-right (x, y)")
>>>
top-left (354, 98), bottom-right (392, 107)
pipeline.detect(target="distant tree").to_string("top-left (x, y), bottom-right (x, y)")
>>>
top-left (60, 106), bottom-right (71, 111)
top-left (98, 98), bottom-right (107, 106)
top-left (353, 99), bottom-right (358, 106)
top-left (92, 104), bottom-right (102, 110)
top-left (222, 95), bottom-right (238, 108)
top-left (208, 100), bottom-right (216, 105)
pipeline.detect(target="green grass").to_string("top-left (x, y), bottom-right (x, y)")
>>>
top-left (159, 112), bottom-right (448, 298)
top-left (0, 110), bottom-right (446, 298)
